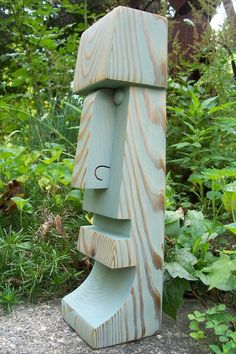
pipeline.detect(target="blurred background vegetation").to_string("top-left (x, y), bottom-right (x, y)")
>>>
top-left (0, 1), bottom-right (235, 351)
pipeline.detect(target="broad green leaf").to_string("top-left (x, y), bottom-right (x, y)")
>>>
top-left (188, 173), bottom-right (204, 185)
top-left (11, 197), bottom-right (29, 210)
top-left (40, 38), bottom-right (56, 50)
top-left (190, 331), bottom-right (205, 340)
top-left (175, 249), bottom-right (198, 274)
top-left (206, 190), bottom-right (222, 200)
top-left (209, 344), bottom-right (222, 354)
top-left (203, 168), bottom-right (236, 180)
top-left (201, 96), bottom-right (218, 109)
top-left (214, 324), bottom-right (229, 336)
top-left (165, 262), bottom-right (197, 281)
top-left (66, 190), bottom-right (82, 202)
top-left (189, 321), bottom-right (200, 331)
top-left (192, 310), bottom-right (205, 321)
top-left (11, 197), bottom-right (33, 213)
top-left (214, 275), bottom-right (236, 291)
top-left (190, 91), bottom-right (200, 108)
top-left (202, 254), bottom-right (236, 290)
top-left (192, 142), bottom-right (201, 148)
top-left (185, 210), bottom-right (205, 239)
top-left (219, 335), bottom-right (228, 343)
top-left (195, 271), bottom-right (209, 285)
top-left (163, 276), bottom-right (189, 319)
top-left (223, 223), bottom-right (236, 235)
top-left (42, 149), bottom-right (62, 165)
top-left (165, 210), bottom-right (183, 236)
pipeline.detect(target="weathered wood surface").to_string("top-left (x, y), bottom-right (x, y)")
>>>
top-left (62, 6), bottom-right (167, 349)
top-left (73, 6), bottom-right (167, 94)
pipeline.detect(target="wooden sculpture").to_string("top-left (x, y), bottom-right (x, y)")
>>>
top-left (62, 6), bottom-right (167, 349)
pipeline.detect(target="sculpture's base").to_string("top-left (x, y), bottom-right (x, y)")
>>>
top-left (62, 262), bottom-right (161, 349)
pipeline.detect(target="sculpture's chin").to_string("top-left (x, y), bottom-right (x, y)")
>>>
top-left (62, 262), bottom-right (136, 349)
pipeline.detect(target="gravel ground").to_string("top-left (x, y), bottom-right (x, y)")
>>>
top-left (0, 299), bottom-right (210, 354)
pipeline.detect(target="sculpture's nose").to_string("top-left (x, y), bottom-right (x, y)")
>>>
top-left (72, 89), bottom-right (115, 189)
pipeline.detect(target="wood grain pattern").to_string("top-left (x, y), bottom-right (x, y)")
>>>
top-left (78, 225), bottom-right (136, 269)
top-left (63, 86), bottom-right (166, 348)
top-left (63, 6), bottom-right (167, 349)
top-left (73, 6), bottom-right (167, 95)
top-left (72, 89), bottom-right (115, 189)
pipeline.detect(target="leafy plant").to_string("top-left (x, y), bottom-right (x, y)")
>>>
top-left (199, 254), bottom-right (236, 292)
top-left (0, 286), bottom-right (21, 312)
top-left (167, 80), bottom-right (236, 174)
top-left (188, 304), bottom-right (236, 354)
top-left (11, 197), bottom-right (33, 228)
top-left (189, 168), bottom-right (236, 221)
top-left (163, 208), bottom-right (235, 319)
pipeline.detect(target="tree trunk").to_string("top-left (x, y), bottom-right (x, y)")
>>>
top-left (222, 0), bottom-right (236, 42)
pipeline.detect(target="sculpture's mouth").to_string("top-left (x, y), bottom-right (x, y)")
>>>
top-left (78, 214), bottom-right (135, 269)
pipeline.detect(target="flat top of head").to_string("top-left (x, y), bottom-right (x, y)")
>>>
top-left (73, 6), bottom-right (167, 95)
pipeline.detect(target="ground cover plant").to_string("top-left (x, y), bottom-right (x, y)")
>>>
top-left (0, 1), bottom-right (235, 353)
top-left (188, 304), bottom-right (236, 354)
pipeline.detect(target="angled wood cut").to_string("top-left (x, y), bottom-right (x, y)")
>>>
top-left (62, 6), bottom-right (167, 349)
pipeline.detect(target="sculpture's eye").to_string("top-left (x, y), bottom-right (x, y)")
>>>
top-left (94, 165), bottom-right (111, 181)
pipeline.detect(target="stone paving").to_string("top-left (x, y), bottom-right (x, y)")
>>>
top-left (0, 299), bottom-right (210, 354)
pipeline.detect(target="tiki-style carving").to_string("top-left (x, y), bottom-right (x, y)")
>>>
top-left (62, 6), bottom-right (167, 348)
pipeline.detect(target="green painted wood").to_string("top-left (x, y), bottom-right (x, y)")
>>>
top-left (62, 6), bottom-right (167, 349)
top-left (72, 89), bottom-right (115, 189)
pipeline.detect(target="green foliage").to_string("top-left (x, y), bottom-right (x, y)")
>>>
top-left (165, 58), bottom-right (236, 324)
top-left (0, 0), bottom-right (90, 134)
top-left (201, 254), bottom-right (236, 291)
top-left (0, 225), bottom-right (85, 311)
top-left (163, 275), bottom-right (189, 320)
top-left (163, 206), bottom-right (236, 319)
top-left (189, 168), bottom-right (236, 221)
top-left (11, 196), bottom-right (34, 228)
top-left (0, 286), bottom-right (21, 312)
top-left (167, 80), bottom-right (236, 174)
top-left (0, 138), bottom-right (88, 307)
top-left (0, 0), bottom-right (94, 310)
top-left (188, 304), bottom-right (236, 354)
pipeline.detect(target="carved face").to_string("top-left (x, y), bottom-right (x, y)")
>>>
top-left (62, 6), bottom-right (167, 349)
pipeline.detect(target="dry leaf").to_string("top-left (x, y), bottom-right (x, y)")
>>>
top-left (81, 256), bottom-right (92, 269)
top-left (36, 214), bottom-right (54, 237)
top-left (54, 215), bottom-right (65, 236)
top-left (0, 180), bottom-right (24, 214)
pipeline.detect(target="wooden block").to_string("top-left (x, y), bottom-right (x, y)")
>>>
top-left (62, 262), bottom-right (136, 347)
top-left (78, 225), bottom-right (136, 269)
top-left (62, 6), bottom-right (167, 349)
top-left (78, 214), bottom-right (135, 269)
top-left (73, 6), bottom-right (167, 95)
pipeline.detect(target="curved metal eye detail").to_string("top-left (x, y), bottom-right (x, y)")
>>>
top-left (94, 165), bottom-right (111, 181)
